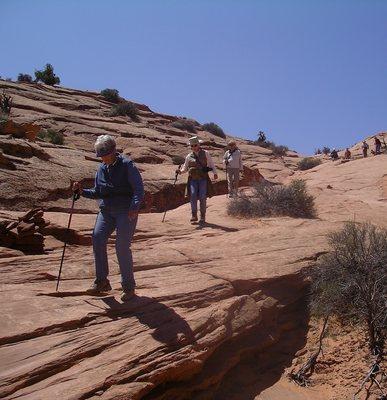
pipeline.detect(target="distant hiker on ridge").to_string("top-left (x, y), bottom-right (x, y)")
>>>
top-left (374, 136), bottom-right (382, 155)
top-left (177, 136), bottom-right (218, 224)
top-left (330, 148), bottom-right (339, 161)
top-left (344, 148), bottom-right (351, 160)
top-left (223, 140), bottom-right (243, 198)
top-left (362, 140), bottom-right (369, 157)
top-left (72, 135), bottom-right (144, 302)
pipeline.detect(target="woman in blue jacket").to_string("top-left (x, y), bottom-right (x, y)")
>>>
top-left (73, 135), bottom-right (144, 302)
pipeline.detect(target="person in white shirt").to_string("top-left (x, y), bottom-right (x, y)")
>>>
top-left (177, 136), bottom-right (218, 224)
top-left (223, 140), bottom-right (243, 197)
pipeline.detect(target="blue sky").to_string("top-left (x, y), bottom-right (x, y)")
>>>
top-left (1, 0), bottom-right (386, 154)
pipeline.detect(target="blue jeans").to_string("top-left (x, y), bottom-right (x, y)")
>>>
top-left (92, 210), bottom-right (137, 291)
top-left (190, 178), bottom-right (207, 215)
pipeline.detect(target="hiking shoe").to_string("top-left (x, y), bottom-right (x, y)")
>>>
top-left (190, 214), bottom-right (198, 223)
top-left (199, 216), bottom-right (206, 225)
top-left (86, 279), bottom-right (112, 294)
top-left (121, 289), bottom-right (136, 302)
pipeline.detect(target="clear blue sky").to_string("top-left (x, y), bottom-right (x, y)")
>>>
top-left (1, 0), bottom-right (386, 154)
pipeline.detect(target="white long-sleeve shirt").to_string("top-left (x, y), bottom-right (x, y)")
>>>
top-left (223, 149), bottom-right (243, 170)
top-left (180, 150), bottom-right (217, 175)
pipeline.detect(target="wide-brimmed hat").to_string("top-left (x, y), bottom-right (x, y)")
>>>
top-left (188, 136), bottom-right (202, 146)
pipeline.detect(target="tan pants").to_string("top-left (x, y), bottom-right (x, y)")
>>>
top-left (227, 168), bottom-right (240, 197)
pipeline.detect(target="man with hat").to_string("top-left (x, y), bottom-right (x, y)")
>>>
top-left (177, 136), bottom-right (218, 224)
top-left (72, 134), bottom-right (144, 301)
top-left (223, 140), bottom-right (243, 197)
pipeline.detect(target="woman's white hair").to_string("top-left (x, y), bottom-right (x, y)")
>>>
top-left (95, 135), bottom-right (116, 157)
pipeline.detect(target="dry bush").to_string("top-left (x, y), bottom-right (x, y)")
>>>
top-left (0, 92), bottom-right (12, 115)
top-left (227, 179), bottom-right (316, 219)
top-left (17, 73), bottom-right (33, 83)
top-left (202, 122), bottom-right (226, 138)
top-left (171, 118), bottom-right (198, 133)
top-left (100, 88), bottom-right (120, 103)
top-left (298, 157), bottom-right (322, 170)
top-left (110, 101), bottom-right (139, 122)
top-left (37, 129), bottom-right (64, 145)
top-left (310, 222), bottom-right (387, 354)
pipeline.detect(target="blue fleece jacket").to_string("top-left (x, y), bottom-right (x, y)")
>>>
top-left (82, 154), bottom-right (144, 212)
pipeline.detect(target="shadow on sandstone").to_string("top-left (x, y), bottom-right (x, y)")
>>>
top-left (101, 295), bottom-right (196, 348)
top-left (195, 222), bottom-right (239, 232)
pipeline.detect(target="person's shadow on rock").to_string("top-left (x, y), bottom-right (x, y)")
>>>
top-left (101, 295), bottom-right (196, 349)
top-left (195, 222), bottom-right (239, 232)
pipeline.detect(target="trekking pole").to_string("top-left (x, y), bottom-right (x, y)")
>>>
top-left (162, 165), bottom-right (181, 223)
top-left (56, 190), bottom-right (80, 291)
top-left (225, 160), bottom-right (229, 197)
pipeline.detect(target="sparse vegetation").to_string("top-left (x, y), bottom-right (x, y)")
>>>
top-left (37, 129), bottom-right (64, 145)
top-left (228, 179), bottom-right (316, 219)
top-left (171, 118), bottom-right (198, 133)
top-left (310, 222), bottom-right (386, 355)
top-left (253, 131), bottom-right (289, 156)
top-left (202, 122), bottom-right (226, 139)
top-left (100, 88), bottom-right (120, 103)
top-left (17, 73), bottom-right (33, 83)
top-left (0, 92), bottom-right (12, 115)
top-left (298, 157), bottom-right (322, 170)
top-left (34, 63), bottom-right (60, 85)
top-left (110, 101), bottom-right (139, 122)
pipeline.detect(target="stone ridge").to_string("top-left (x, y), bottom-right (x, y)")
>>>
top-left (0, 80), bottom-right (299, 213)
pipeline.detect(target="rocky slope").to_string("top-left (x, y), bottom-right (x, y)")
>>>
top-left (0, 80), bottom-right (300, 213)
top-left (0, 145), bottom-right (386, 399)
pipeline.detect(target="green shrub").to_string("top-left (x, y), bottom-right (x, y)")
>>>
top-left (110, 101), bottom-right (139, 121)
top-left (171, 118), bottom-right (198, 133)
top-left (37, 129), bottom-right (64, 145)
top-left (298, 157), bottom-right (322, 170)
top-left (253, 136), bottom-right (288, 157)
top-left (0, 92), bottom-right (12, 115)
top-left (228, 179), bottom-right (316, 219)
top-left (310, 222), bottom-right (387, 354)
top-left (17, 73), bottom-right (33, 83)
top-left (101, 88), bottom-right (120, 103)
top-left (202, 122), bottom-right (226, 139)
top-left (34, 63), bottom-right (60, 85)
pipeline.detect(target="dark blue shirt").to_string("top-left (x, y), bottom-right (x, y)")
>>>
top-left (82, 154), bottom-right (144, 212)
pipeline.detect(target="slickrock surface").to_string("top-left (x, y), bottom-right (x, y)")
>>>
top-left (0, 80), bottom-right (300, 213)
top-left (0, 148), bottom-right (386, 399)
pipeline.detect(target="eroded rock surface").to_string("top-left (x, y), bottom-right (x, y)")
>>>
top-left (0, 81), bottom-right (299, 213)
top-left (0, 152), bottom-right (386, 399)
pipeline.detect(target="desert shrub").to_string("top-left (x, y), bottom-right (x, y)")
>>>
top-left (271, 144), bottom-right (289, 156)
top-left (310, 222), bottom-right (387, 354)
top-left (110, 101), bottom-right (139, 121)
top-left (171, 118), bottom-right (198, 133)
top-left (314, 148), bottom-right (322, 155)
top-left (257, 130), bottom-right (266, 143)
top-left (298, 157), bottom-right (322, 170)
top-left (322, 146), bottom-right (331, 155)
top-left (37, 129), bottom-right (64, 145)
top-left (228, 179), bottom-right (316, 219)
top-left (171, 155), bottom-right (185, 165)
top-left (34, 63), bottom-right (60, 85)
top-left (0, 92), bottom-right (12, 114)
top-left (253, 134), bottom-right (288, 157)
top-left (100, 88), bottom-right (120, 103)
top-left (202, 122), bottom-right (226, 139)
top-left (17, 73), bottom-right (33, 83)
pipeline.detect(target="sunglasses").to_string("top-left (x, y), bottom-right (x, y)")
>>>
top-left (190, 144), bottom-right (199, 148)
